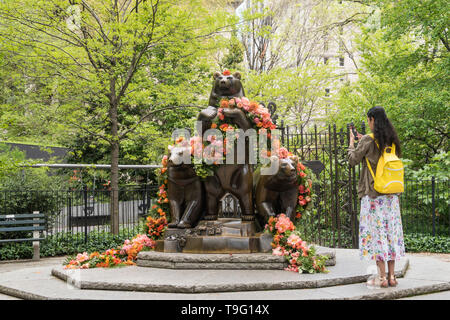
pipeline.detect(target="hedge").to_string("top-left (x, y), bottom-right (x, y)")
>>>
top-left (0, 227), bottom-right (141, 261)
top-left (404, 233), bottom-right (450, 253)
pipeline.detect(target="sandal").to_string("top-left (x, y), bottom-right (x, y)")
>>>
top-left (366, 275), bottom-right (388, 288)
top-left (388, 274), bottom-right (398, 287)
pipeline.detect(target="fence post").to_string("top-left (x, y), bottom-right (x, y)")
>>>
top-left (84, 185), bottom-right (88, 244)
top-left (68, 189), bottom-right (72, 231)
top-left (432, 176), bottom-right (436, 236)
top-left (32, 211), bottom-right (40, 261)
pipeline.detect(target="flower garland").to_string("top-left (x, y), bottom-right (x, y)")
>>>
top-left (63, 234), bottom-right (155, 269)
top-left (265, 214), bottom-right (328, 273)
top-left (294, 161), bottom-right (314, 219)
top-left (143, 154), bottom-right (170, 234)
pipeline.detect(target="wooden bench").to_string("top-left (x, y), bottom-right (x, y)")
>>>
top-left (0, 211), bottom-right (46, 260)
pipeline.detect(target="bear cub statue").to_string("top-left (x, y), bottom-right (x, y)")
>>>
top-left (254, 156), bottom-right (300, 227)
top-left (198, 71), bottom-right (250, 134)
top-left (166, 146), bottom-right (203, 229)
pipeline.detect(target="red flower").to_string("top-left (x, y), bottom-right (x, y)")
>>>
top-left (223, 69), bottom-right (231, 76)
top-left (298, 185), bottom-right (305, 194)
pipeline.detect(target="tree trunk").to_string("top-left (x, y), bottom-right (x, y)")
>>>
top-left (109, 79), bottom-right (120, 235)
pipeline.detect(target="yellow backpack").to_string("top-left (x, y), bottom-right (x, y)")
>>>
top-left (366, 133), bottom-right (404, 194)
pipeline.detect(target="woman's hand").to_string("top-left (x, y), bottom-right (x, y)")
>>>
top-left (349, 129), bottom-right (355, 148)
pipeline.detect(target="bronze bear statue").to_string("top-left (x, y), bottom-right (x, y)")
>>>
top-left (203, 163), bottom-right (254, 221)
top-left (254, 156), bottom-right (300, 226)
top-left (198, 71), bottom-right (249, 134)
top-left (167, 146), bottom-right (203, 229)
top-left (199, 71), bottom-right (254, 221)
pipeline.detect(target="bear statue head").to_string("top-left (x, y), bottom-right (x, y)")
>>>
top-left (209, 71), bottom-right (245, 106)
top-left (278, 155), bottom-right (298, 178)
top-left (266, 155), bottom-right (299, 178)
top-left (168, 146), bottom-right (191, 167)
top-left (263, 155), bottom-right (299, 191)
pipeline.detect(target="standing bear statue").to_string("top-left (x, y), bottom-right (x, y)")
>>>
top-left (254, 155), bottom-right (300, 226)
top-left (166, 146), bottom-right (203, 229)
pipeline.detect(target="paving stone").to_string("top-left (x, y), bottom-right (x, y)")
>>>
top-left (0, 293), bottom-right (21, 300)
top-left (398, 290), bottom-right (450, 300)
top-left (0, 250), bottom-right (447, 300)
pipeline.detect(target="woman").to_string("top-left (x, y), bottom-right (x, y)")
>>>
top-left (348, 106), bottom-right (405, 288)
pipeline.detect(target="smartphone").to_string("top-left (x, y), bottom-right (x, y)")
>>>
top-left (349, 122), bottom-right (359, 141)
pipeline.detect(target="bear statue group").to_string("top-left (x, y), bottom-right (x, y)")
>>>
top-left (166, 71), bottom-right (301, 231)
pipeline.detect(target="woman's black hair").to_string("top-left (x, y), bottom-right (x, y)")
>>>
top-left (367, 106), bottom-right (402, 157)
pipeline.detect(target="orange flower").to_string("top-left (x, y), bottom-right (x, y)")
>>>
top-left (175, 136), bottom-right (185, 144)
top-left (220, 100), bottom-right (229, 108)
top-left (223, 69), bottom-right (231, 76)
top-left (89, 252), bottom-right (100, 259)
top-left (249, 101), bottom-right (259, 112)
top-left (211, 123), bottom-right (217, 129)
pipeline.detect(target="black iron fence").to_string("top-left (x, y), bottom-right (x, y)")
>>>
top-left (279, 123), bottom-right (449, 248)
top-left (0, 185), bottom-right (158, 253)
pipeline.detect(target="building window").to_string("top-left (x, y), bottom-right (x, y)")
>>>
top-left (339, 57), bottom-right (344, 66)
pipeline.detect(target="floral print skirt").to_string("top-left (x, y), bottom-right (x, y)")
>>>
top-left (359, 195), bottom-right (405, 262)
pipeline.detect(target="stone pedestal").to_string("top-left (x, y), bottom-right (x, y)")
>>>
top-left (157, 218), bottom-right (271, 254)
top-left (137, 247), bottom-right (336, 270)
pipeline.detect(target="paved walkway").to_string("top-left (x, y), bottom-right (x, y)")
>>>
top-left (0, 251), bottom-right (448, 300)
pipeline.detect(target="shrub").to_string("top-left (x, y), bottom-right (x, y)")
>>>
top-left (0, 227), bottom-right (141, 260)
top-left (404, 233), bottom-right (450, 253)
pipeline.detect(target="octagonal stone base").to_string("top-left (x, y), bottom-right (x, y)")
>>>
top-left (137, 247), bottom-right (336, 270)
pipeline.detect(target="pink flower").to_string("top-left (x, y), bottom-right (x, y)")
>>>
top-left (272, 246), bottom-right (284, 256)
top-left (275, 214), bottom-right (295, 233)
top-left (278, 147), bottom-right (289, 159)
top-left (287, 234), bottom-right (301, 247)
top-left (76, 252), bottom-right (89, 263)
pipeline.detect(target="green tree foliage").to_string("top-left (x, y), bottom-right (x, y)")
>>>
top-left (244, 64), bottom-right (335, 129)
top-left (330, 0), bottom-right (449, 169)
top-left (0, 0), bottom-right (233, 234)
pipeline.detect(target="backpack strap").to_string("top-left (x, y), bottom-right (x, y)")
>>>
top-left (365, 157), bottom-right (376, 180)
top-left (366, 134), bottom-right (377, 180)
